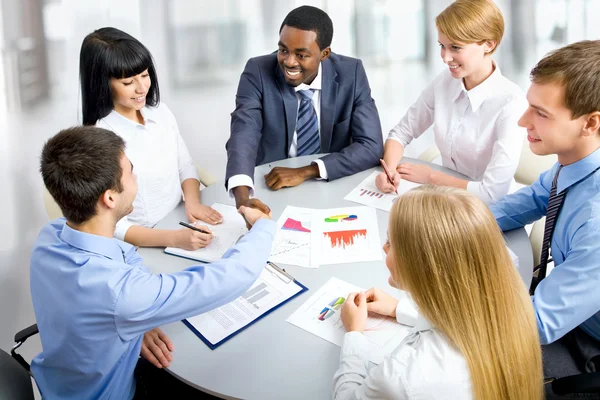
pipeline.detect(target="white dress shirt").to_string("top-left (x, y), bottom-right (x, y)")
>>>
top-left (227, 63), bottom-right (328, 196)
top-left (97, 103), bottom-right (200, 240)
top-left (388, 63), bottom-right (526, 203)
top-left (333, 291), bottom-right (473, 399)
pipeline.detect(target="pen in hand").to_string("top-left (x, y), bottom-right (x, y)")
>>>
top-left (379, 159), bottom-right (399, 195)
top-left (179, 221), bottom-right (216, 237)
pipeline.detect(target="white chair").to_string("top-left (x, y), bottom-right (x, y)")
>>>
top-left (195, 165), bottom-right (217, 187)
top-left (514, 137), bottom-right (558, 266)
top-left (417, 146), bottom-right (441, 163)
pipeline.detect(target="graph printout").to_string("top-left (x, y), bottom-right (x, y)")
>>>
top-left (287, 277), bottom-right (411, 364)
top-left (185, 265), bottom-right (304, 347)
top-left (311, 206), bottom-right (382, 265)
top-left (270, 206), bottom-right (317, 268)
top-left (344, 171), bottom-right (422, 212)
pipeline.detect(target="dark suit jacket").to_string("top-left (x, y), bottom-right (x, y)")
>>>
top-left (225, 52), bottom-right (383, 186)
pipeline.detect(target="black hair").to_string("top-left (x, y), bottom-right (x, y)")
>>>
top-left (279, 6), bottom-right (334, 50)
top-left (40, 126), bottom-right (126, 224)
top-left (79, 27), bottom-right (160, 126)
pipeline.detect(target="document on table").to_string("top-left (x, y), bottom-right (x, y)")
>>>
top-left (184, 264), bottom-right (308, 349)
top-left (287, 277), bottom-right (411, 364)
top-left (344, 171), bottom-right (422, 212)
top-left (310, 206), bottom-right (382, 265)
top-left (164, 203), bottom-right (247, 262)
top-left (269, 206), bottom-right (317, 268)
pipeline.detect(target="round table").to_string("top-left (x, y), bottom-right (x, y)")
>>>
top-left (138, 155), bottom-right (533, 400)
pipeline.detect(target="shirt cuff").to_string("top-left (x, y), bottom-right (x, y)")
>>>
top-left (179, 165), bottom-right (200, 184)
top-left (114, 217), bottom-right (133, 241)
top-left (386, 134), bottom-right (410, 148)
top-left (227, 174), bottom-right (255, 198)
top-left (341, 331), bottom-right (371, 360)
top-left (312, 159), bottom-right (328, 180)
top-left (249, 218), bottom-right (277, 238)
top-left (395, 290), bottom-right (419, 326)
top-left (466, 180), bottom-right (494, 205)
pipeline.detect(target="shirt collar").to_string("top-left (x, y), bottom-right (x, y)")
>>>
top-left (412, 314), bottom-right (434, 333)
top-left (557, 146), bottom-right (600, 194)
top-left (102, 106), bottom-right (157, 129)
top-left (452, 61), bottom-right (503, 112)
top-left (59, 220), bottom-right (132, 262)
top-left (294, 63), bottom-right (322, 93)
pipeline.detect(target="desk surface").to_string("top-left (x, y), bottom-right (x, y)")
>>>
top-left (138, 155), bottom-right (533, 400)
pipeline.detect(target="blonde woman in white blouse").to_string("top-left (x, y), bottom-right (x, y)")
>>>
top-left (377, 0), bottom-right (526, 204)
top-left (334, 186), bottom-right (543, 400)
top-left (80, 27), bottom-right (222, 250)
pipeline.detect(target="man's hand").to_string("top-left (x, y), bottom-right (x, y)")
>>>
top-left (340, 292), bottom-right (368, 333)
top-left (238, 205), bottom-right (271, 227)
top-left (396, 163), bottom-right (433, 184)
top-left (141, 328), bottom-right (173, 369)
top-left (375, 171), bottom-right (401, 193)
top-left (365, 288), bottom-right (399, 318)
top-left (264, 165), bottom-right (319, 190)
top-left (185, 203), bottom-right (223, 225)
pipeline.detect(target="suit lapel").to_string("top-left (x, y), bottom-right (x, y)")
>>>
top-left (320, 58), bottom-right (338, 152)
top-left (275, 65), bottom-right (298, 154)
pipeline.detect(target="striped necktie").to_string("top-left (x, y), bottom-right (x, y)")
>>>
top-left (296, 89), bottom-right (321, 156)
top-left (530, 165), bottom-right (566, 294)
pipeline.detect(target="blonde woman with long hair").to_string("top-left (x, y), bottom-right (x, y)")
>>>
top-left (376, 0), bottom-right (526, 204)
top-left (333, 186), bottom-right (543, 399)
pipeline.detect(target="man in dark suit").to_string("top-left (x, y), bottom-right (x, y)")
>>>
top-left (225, 5), bottom-right (383, 212)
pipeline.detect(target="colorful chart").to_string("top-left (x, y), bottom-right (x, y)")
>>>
top-left (323, 230), bottom-right (367, 249)
top-left (324, 214), bottom-right (358, 223)
top-left (317, 296), bottom-right (346, 321)
top-left (359, 188), bottom-right (384, 199)
top-left (281, 218), bottom-right (311, 233)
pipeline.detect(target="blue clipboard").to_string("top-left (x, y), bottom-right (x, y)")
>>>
top-left (182, 262), bottom-right (308, 350)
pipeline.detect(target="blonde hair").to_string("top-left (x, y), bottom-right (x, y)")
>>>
top-left (389, 186), bottom-right (542, 400)
top-left (436, 0), bottom-right (504, 54)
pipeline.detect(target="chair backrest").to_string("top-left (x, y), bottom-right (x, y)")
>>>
top-left (0, 349), bottom-right (34, 400)
top-left (514, 137), bottom-right (558, 186)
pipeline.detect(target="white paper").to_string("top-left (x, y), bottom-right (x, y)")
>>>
top-left (344, 171), bottom-right (422, 212)
top-left (287, 277), bottom-right (411, 364)
top-left (269, 206), bottom-right (317, 268)
top-left (186, 265), bottom-right (304, 346)
top-left (310, 206), bottom-right (382, 265)
top-left (164, 203), bottom-right (247, 262)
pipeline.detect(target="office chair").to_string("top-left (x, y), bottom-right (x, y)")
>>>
top-left (1, 324), bottom-right (38, 400)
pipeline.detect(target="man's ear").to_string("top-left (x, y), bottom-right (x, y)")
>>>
top-left (320, 47), bottom-right (331, 62)
top-left (582, 111), bottom-right (600, 136)
top-left (100, 190), bottom-right (117, 210)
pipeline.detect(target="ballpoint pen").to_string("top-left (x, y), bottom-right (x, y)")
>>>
top-left (379, 159), bottom-right (399, 195)
top-left (179, 221), bottom-right (216, 237)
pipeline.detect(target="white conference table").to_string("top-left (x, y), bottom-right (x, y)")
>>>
top-left (138, 155), bottom-right (533, 400)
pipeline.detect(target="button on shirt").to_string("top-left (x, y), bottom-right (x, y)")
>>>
top-left (333, 291), bottom-right (472, 399)
top-left (30, 218), bottom-right (275, 400)
top-left (227, 63), bottom-right (328, 196)
top-left (491, 147), bottom-right (600, 344)
top-left (97, 103), bottom-right (200, 240)
top-left (387, 63), bottom-right (526, 203)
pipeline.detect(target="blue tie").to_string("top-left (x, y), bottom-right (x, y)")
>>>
top-left (296, 89), bottom-right (321, 156)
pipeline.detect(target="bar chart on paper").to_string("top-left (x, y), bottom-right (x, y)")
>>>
top-left (344, 171), bottom-right (421, 212)
top-left (270, 206), bottom-right (317, 268)
top-left (311, 207), bottom-right (381, 265)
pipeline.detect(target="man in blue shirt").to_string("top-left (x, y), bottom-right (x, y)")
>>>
top-left (31, 126), bottom-right (275, 399)
top-left (490, 40), bottom-right (600, 397)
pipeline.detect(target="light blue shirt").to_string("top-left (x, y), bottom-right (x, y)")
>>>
top-left (491, 147), bottom-right (600, 345)
top-left (30, 218), bottom-right (275, 400)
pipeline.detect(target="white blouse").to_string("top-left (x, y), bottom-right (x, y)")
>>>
top-left (388, 63), bottom-right (526, 203)
top-left (333, 291), bottom-right (473, 399)
top-left (97, 103), bottom-right (199, 240)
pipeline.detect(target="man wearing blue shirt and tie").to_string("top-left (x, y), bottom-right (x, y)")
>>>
top-left (30, 126), bottom-right (274, 399)
top-left (490, 40), bottom-right (600, 398)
